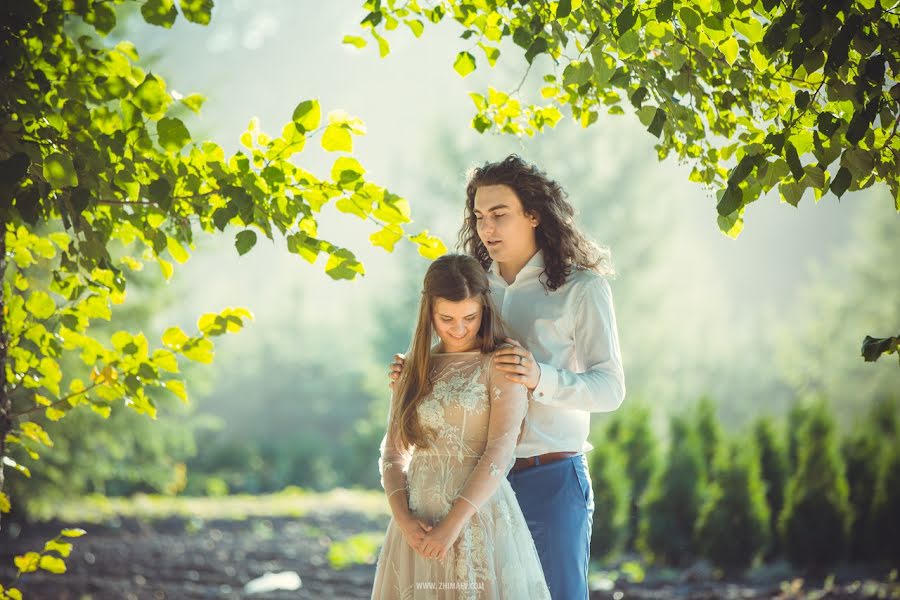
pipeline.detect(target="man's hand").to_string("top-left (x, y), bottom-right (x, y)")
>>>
top-left (388, 353), bottom-right (406, 389)
top-left (494, 338), bottom-right (541, 390)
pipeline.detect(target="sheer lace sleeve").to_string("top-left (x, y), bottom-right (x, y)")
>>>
top-left (379, 391), bottom-right (413, 501)
top-left (456, 354), bottom-right (527, 510)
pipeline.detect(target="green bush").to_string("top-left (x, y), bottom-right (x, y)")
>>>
top-left (638, 415), bottom-right (706, 566)
top-left (605, 402), bottom-right (658, 551)
top-left (753, 416), bottom-right (788, 560)
top-left (694, 397), bottom-right (722, 477)
top-left (589, 442), bottom-right (630, 560)
top-left (867, 440), bottom-right (900, 563)
top-left (696, 438), bottom-right (770, 574)
top-left (842, 431), bottom-right (881, 561)
top-left (779, 400), bottom-right (853, 570)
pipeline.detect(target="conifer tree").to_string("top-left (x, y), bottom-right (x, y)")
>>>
top-left (638, 415), bottom-right (706, 566)
top-left (779, 400), bottom-right (853, 569)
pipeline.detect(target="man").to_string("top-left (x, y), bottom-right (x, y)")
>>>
top-left (392, 155), bottom-right (625, 599)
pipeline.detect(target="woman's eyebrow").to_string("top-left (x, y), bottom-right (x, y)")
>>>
top-left (437, 311), bottom-right (480, 318)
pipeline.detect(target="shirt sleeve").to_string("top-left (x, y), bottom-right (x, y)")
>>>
top-left (532, 275), bottom-right (626, 412)
top-left (378, 391), bottom-right (414, 500)
top-left (456, 355), bottom-right (528, 511)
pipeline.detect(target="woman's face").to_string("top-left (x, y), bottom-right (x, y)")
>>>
top-left (432, 296), bottom-right (483, 353)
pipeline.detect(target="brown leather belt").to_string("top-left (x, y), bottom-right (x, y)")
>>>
top-left (511, 451), bottom-right (580, 473)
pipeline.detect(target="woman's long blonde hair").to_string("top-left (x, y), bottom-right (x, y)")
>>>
top-left (390, 254), bottom-right (507, 449)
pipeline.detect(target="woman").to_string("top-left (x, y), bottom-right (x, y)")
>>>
top-left (371, 254), bottom-right (550, 600)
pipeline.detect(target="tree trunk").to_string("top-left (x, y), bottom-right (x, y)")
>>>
top-left (0, 221), bottom-right (10, 532)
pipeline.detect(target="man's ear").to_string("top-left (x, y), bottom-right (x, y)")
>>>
top-left (528, 212), bottom-right (540, 227)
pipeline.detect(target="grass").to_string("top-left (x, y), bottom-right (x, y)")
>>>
top-left (26, 486), bottom-right (391, 524)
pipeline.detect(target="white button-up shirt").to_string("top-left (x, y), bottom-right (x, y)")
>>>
top-left (488, 251), bottom-right (625, 457)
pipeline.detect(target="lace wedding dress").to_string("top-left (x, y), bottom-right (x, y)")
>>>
top-left (371, 351), bottom-right (551, 600)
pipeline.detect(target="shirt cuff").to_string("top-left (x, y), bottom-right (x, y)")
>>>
top-left (532, 362), bottom-right (558, 404)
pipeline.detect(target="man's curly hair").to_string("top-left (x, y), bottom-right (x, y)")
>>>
top-left (458, 154), bottom-right (613, 291)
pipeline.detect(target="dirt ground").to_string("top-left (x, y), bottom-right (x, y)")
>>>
top-left (1, 512), bottom-right (897, 599)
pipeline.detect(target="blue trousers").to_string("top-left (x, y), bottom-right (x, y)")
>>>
top-left (507, 454), bottom-right (594, 600)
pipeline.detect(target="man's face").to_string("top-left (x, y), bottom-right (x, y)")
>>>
top-left (473, 184), bottom-right (538, 266)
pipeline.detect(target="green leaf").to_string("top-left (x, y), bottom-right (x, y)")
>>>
top-left (409, 231), bottom-right (447, 260)
top-left (453, 51), bottom-right (477, 77)
top-left (817, 112), bottom-right (840, 137)
top-left (43, 540), bottom-right (72, 558)
top-left (46, 407), bottom-right (65, 422)
top-left (861, 335), bottom-right (900, 362)
top-left (616, 4), bottom-right (637, 36)
top-left (656, 0), bottom-right (673, 20)
top-left (841, 152), bottom-right (872, 190)
top-left (25, 291), bottom-right (55, 319)
top-left (287, 232), bottom-right (320, 263)
top-left (162, 327), bottom-right (189, 349)
top-left (716, 185), bottom-right (742, 215)
top-left (38, 555), bottom-right (66, 574)
top-left (784, 142), bottom-right (804, 180)
top-left (478, 42), bottom-right (500, 67)
top-left (20, 422), bottom-right (53, 447)
top-left (182, 338), bottom-right (214, 363)
top-left (331, 156), bottom-right (366, 185)
top-left (321, 125), bottom-right (352, 152)
top-left (235, 230), bottom-right (257, 255)
top-left (829, 166), bottom-right (852, 197)
top-left (525, 37), bottom-right (548, 64)
top-left (678, 7), bottom-right (701, 29)
top-left (372, 30), bottom-right (390, 57)
top-left (717, 210), bottom-right (744, 238)
top-left (370, 225), bottom-right (404, 251)
top-left (325, 250), bottom-right (365, 280)
top-left (779, 181), bottom-right (805, 206)
top-left (406, 20), bottom-right (424, 37)
top-left (0, 491), bottom-right (10, 513)
top-left (3, 456), bottom-right (31, 478)
top-left (563, 60), bottom-right (593, 87)
top-left (630, 87), bottom-right (648, 108)
top-left (343, 35), bottom-right (367, 48)
top-left (43, 153), bottom-right (78, 189)
top-left (60, 528), bottom-right (87, 538)
top-left (148, 177), bottom-right (172, 208)
top-left (90, 403), bottom-right (112, 418)
top-left (733, 18), bottom-right (763, 44)
top-left (134, 74), bottom-right (171, 117)
top-left (556, 0), bottom-right (572, 19)
top-left (157, 117), bottom-right (191, 152)
top-left (14, 552), bottom-right (40, 574)
top-left (166, 379), bottom-right (188, 402)
top-left (89, 2), bottom-right (117, 35)
top-left (292, 99), bottom-right (321, 133)
top-left (180, 93), bottom-right (206, 113)
top-left (179, 0), bottom-right (214, 25)
top-left (647, 108), bottom-right (666, 138)
top-left (592, 49), bottom-right (615, 84)
top-left (141, 0), bottom-right (178, 28)
top-left (719, 37), bottom-right (739, 65)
